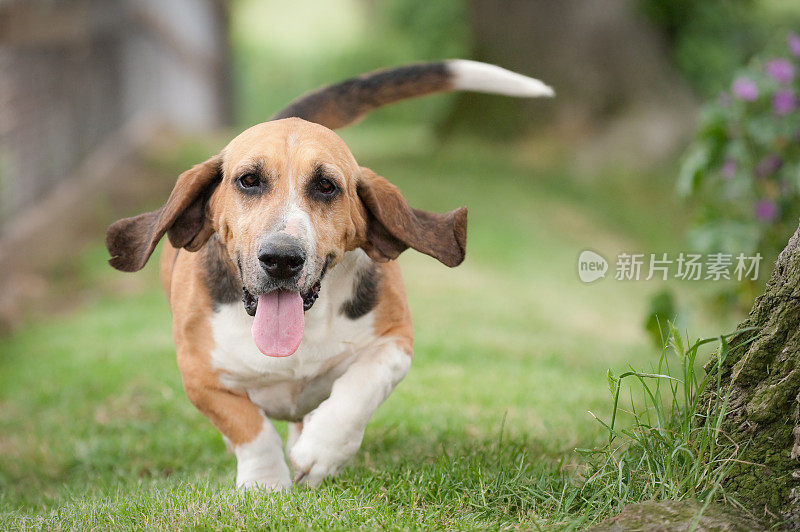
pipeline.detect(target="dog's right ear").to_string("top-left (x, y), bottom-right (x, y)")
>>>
top-left (105, 155), bottom-right (222, 272)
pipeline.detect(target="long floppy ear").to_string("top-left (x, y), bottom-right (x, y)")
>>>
top-left (105, 155), bottom-right (222, 272)
top-left (357, 167), bottom-right (467, 267)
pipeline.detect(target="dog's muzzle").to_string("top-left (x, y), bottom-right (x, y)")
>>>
top-left (241, 237), bottom-right (329, 316)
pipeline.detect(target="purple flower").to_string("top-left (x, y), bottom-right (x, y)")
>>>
top-left (789, 32), bottom-right (800, 57)
top-left (721, 159), bottom-right (737, 180)
top-left (773, 89), bottom-right (796, 115)
top-left (766, 59), bottom-right (794, 83)
top-left (756, 155), bottom-right (783, 178)
top-left (732, 77), bottom-right (758, 101)
top-left (755, 200), bottom-right (779, 222)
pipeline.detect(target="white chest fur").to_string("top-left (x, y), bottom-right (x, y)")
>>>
top-left (209, 250), bottom-right (379, 421)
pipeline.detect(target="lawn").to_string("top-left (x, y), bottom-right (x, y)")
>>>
top-left (0, 122), bottom-right (740, 529)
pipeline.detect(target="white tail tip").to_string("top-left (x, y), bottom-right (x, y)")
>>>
top-left (446, 59), bottom-right (554, 98)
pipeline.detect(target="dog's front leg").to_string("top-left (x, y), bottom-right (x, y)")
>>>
top-left (289, 342), bottom-right (411, 487)
top-left (231, 412), bottom-right (291, 490)
top-left (181, 369), bottom-right (291, 490)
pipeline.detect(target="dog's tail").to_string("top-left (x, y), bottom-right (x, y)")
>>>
top-left (272, 60), bottom-right (553, 130)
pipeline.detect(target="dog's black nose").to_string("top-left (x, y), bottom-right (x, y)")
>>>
top-left (258, 238), bottom-right (306, 280)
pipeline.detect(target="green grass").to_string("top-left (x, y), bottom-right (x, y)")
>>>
top-left (582, 327), bottom-right (746, 512)
top-left (0, 125), bottom-right (743, 529)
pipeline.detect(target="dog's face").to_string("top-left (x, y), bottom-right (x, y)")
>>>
top-left (106, 118), bottom-right (467, 309)
top-left (212, 119), bottom-right (368, 309)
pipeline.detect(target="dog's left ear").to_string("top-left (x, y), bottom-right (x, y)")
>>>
top-left (357, 167), bottom-right (467, 267)
top-left (106, 155), bottom-right (222, 272)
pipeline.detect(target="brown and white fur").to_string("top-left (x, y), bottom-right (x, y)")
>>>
top-left (106, 60), bottom-right (552, 489)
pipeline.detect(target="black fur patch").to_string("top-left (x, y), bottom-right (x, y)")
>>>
top-left (340, 264), bottom-right (380, 320)
top-left (273, 62), bottom-right (449, 128)
top-left (201, 236), bottom-right (240, 309)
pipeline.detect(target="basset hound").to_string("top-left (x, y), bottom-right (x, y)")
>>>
top-left (106, 60), bottom-right (552, 489)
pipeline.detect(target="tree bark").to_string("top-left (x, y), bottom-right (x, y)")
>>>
top-left (702, 224), bottom-right (800, 526)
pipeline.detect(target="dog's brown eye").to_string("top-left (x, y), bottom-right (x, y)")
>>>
top-left (306, 168), bottom-right (341, 202)
top-left (238, 174), bottom-right (260, 189)
top-left (315, 178), bottom-right (337, 195)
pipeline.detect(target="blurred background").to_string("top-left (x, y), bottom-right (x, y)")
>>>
top-left (2, 0), bottom-right (800, 525)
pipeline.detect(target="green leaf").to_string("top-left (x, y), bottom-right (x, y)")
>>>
top-left (677, 143), bottom-right (710, 197)
top-left (607, 369), bottom-right (617, 395)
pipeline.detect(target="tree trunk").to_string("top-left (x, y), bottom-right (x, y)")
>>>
top-left (702, 224), bottom-right (800, 526)
top-left (438, 0), bottom-right (695, 140)
top-left (436, 0), bottom-right (698, 169)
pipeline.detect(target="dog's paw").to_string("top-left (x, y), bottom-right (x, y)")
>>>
top-left (289, 433), bottom-right (360, 487)
top-left (235, 456), bottom-right (291, 491)
top-left (236, 474), bottom-right (291, 491)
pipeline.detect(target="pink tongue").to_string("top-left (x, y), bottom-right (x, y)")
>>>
top-left (251, 291), bottom-right (305, 357)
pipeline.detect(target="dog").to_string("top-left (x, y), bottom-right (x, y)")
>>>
top-left (105, 60), bottom-right (552, 489)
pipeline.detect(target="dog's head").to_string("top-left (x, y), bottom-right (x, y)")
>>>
top-left (106, 118), bottom-right (466, 335)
